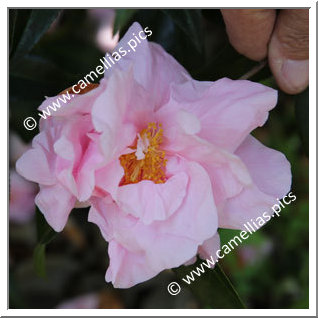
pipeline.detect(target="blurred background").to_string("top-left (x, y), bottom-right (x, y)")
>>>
top-left (9, 9), bottom-right (309, 309)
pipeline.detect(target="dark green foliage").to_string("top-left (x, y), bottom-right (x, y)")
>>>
top-left (173, 263), bottom-right (245, 308)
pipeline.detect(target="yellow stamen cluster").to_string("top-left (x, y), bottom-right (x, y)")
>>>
top-left (119, 123), bottom-right (167, 185)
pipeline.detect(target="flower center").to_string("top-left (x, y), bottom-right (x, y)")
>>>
top-left (119, 123), bottom-right (167, 185)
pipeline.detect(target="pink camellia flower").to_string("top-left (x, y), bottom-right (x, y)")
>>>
top-left (16, 22), bottom-right (291, 288)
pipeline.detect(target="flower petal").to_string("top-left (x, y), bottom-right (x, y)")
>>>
top-left (235, 135), bottom-right (291, 198)
top-left (38, 81), bottom-right (104, 118)
top-left (16, 148), bottom-right (55, 185)
top-left (92, 68), bottom-right (150, 162)
top-left (106, 22), bottom-right (190, 107)
top-left (218, 185), bottom-right (277, 230)
top-left (94, 159), bottom-right (124, 199)
top-left (171, 77), bottom-right (278, 152)
top-left (35, 183), bottom-right (76, 232)
top-left (88, 158), bottom-right (218, 287)
top-left (116, 169), bottom-right (188, 224)
top-left (198, 232), bottom-right (221, 261)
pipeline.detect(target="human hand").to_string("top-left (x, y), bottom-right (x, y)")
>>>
top-left (221, 9), bottom-right (309, 94)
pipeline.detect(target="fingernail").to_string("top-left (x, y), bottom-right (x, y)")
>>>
top-left (280, 59), bottom-right (309, 94)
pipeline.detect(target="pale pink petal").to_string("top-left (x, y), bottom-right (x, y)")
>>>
top-left (155, 104), bottom-right (201, 143)
top-left (217, 135), bottom-right (292, 230)
top-left (16, 148), bottom-right (55, 185)
top-left (198, 232), bottom-right (220, 261)
top-left (16, 122), bottom-right (62, 186)
top-left (92, 68), bottom-right (143, 161)
top-left (105, 241), bottom-right (158, 288)
top-left (35, 119), bottom-right (63, 150)
top-left (53, 115), bottom-right (102, 201)
top-left (170, 77), bottom-right (278, 152)
top-left (154, 158), bottom-right (218, 243)
top-left (235, 135), bottom-right (291, 198)
top-left (156, 103), bottom-right (249, 207)
top-left (88, 157), bottom-right (218, 287)
top-left (184, 256), bottom-right (197, 266)
top-left (161, 131), bottom-right (252, 206)
top-left (38, 81), bottom-right (105, 118)
top-left (94, 159), bottom-right (124, 199)
top-left (106, 22), bottom-right (190, 107)
top-left (116, 169), bottom-right (188, 224)
top-left (88, 196), bottom-right (139, 249)
top-left (35, 183), bottom-right (76, 232)
top-left (76, 139), bottom-right (105, 201)
top-left (218, 185), bottom-right (277, 230)
top-left (99, 212), bottom-right (199, 288)
top-left (160, 115), bottom-right (251, 185)
top-left (204, 164), bottom-right (245, 206)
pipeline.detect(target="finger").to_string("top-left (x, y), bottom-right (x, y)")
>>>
top-left (268, 9), bottom-right (309, 94)
top-left (221, 9), bottom-right (276, 61)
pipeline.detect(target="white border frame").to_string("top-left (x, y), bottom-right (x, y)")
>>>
top-left (3, 1), bottom-right (316, 316)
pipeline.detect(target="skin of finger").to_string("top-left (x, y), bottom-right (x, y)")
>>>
top-left (269, 9), bottom-right (309, 94)
top-left (221, 9), bottom-right (276, 61)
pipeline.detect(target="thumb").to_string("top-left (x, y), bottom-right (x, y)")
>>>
top-left (221, 9), bottom-right (276, 61)
top-left (268, 9), bottom-right (309, 94)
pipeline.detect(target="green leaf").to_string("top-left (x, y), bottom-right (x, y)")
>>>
top-left (195, 43), bottom-right (256, 80)
top-left (113, 9), bottom-right (138, 35)
top-left (10, 9), bottom-right (61, 61)
top-left (33, 209), bottom-right (58, 277)
top-left (36, 208), bottom-right (57, 245)
top-left (161, 9), bottom-right (204, 54)
top-left (10, 54), bottom-right (77, 86)
top-left (9, 9), bottom-right (31, 57)
top-left (295, 88), bottom-right (309, 156)
top-left (33, 244), bottom-right (46, 277)
top-left (173, 262), bottom-right (245, 308)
